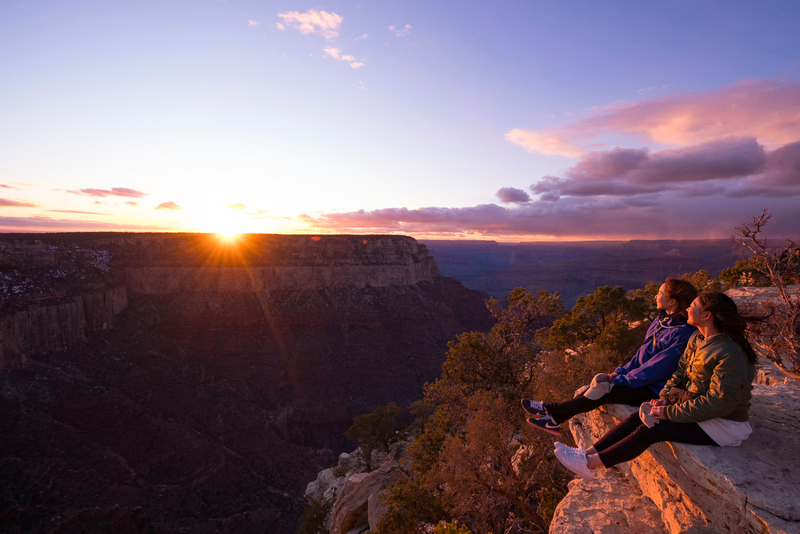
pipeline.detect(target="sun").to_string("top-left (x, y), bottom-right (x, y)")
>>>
top-left (194, 209), bottom-right (251, 239)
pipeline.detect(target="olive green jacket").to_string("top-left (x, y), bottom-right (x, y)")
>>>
top-left (659, 331), bottom-right (755, 423)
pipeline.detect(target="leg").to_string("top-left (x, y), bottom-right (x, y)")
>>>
top-left (546, 385), bottom-right (656, 424)
top-left (593, 413), bottom-right (717, 468)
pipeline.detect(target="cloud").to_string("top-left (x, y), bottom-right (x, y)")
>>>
top-left (227, 203), bottom-right (246, 210)
top-left (323, 47), bottom-right (365, 69)
top-left (296, 77), bottom-right (800, 241)
top-left (301, 196), bottom-right (800, 240)
top-left (389, 24), bottom-right (412, 37)
top-left (125, 201), bottom-right (138, 206)
top-left (504, 128), bottom-right (584, 157)
top-left (507, 79), bottom-right (800, 156)
top-left (156, 201), bottom-right (181, 210)
top-left (247, 19), bottom-right (260, 27)
top-left (0, 216), bottom-right (164, 231)
top-left (0, 198), bottom-right (36, 207)
top-left (496, 187), bottom-right (531, 203)
top-left (70, 187), bottom-right (147, 198)
top-left (1, 184), bottom-right (17, 189)
top-left (528, 137), bottom-right (799, 201)
top-left (355, 33), bottom-right (368, 41)
top-left (277, 9), bottom-right (343, 39)
top-left (47, 209), bottom-right (110, 215)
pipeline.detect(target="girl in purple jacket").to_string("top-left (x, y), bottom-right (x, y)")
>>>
top-left (522, 278), bottom-right (698, 436)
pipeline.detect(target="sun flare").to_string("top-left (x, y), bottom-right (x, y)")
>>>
top-left (192, 208), bottom-right (253, 239)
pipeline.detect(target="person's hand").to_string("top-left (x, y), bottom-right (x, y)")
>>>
top-left (608, 372), bottom-right (618, 379)
top-left (651, 404), bottom-right (668, 420)
top-left (651, 399), bottom-right (669, 407)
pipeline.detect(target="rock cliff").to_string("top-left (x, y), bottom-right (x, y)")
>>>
top-left (552, 365), bottom-right (800, 534)
top-left (0, 233), bottom-right (492, 533)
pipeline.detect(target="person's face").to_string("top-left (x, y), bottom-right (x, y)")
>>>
top-left (686, 297), bottom-right (707, 326)
top-left (655, 284), bottom-right (677, 311)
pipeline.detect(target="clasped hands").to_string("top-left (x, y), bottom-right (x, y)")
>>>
top-left (650, 398), bottom-right (670, 420)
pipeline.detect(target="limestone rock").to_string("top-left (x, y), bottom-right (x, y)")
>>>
top-left (558, 365), bottom-right (800, 534)
top-left (329, 461), bottom-right (407, 534)
top-left (549, 469), bottom-right (666, 534)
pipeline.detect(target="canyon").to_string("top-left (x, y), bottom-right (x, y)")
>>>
top-left (0, 233), bottom-right (492, 533)
top-left (423, 239), bottom-right (738, 305)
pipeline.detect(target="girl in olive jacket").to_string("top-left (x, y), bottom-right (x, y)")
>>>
top-left (553, 291), bottom-right (759, 480)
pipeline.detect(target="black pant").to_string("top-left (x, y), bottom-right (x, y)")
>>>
top-left (594, 412), bottom-right (717, 467)
top-left (545, 384), bottom-right (657, 424)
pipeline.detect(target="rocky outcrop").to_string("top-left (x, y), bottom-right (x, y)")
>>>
top-left (329, 461), bottom-right (407, 534)
top-left (305, 444), bottom-right (410, 534)
top-left (553, 364), bottom-right (800, 534)
top-left (0, 287), bottom-right (127, 369)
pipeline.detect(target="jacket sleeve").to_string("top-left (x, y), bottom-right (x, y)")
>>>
top-left (613, 320), bottom-right (658, 377)
top-left (664, 346), bottom-right (750, 423)
top-left (613, 326), bottom-right (694, 389)
top-left (659, 335), bottom-right (694, 399)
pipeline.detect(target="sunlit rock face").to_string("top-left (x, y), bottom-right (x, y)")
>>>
top-left (0, 233), bottom-right (492, 534)
top-left (554, 351), bottom-right (800, 533)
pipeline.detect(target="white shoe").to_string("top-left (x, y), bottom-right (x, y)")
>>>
top-left (554, 442), bottom-right (586, 457)
top-left (555, 447), bottom-right (595, 480)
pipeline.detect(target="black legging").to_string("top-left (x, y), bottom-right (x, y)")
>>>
top-left (545, 384), bottom-right (658, 424)
top-left (594, 412), bottom-right (717, 467)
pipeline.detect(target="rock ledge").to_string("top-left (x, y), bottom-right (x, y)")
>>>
top-left (554, 364), bottom-right (800, 534)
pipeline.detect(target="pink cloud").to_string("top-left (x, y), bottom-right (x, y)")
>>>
top-left (507, 79), bottom-right (800, 156)
top-left (156, 201), bottom-right (181, 210)
top-left (48, 209), bottom-right (108, 215)
top-left (0, 216), bottom-right (164, 231)
top-left (0, 198), bottom-right (36, 207)
top-left (277, 9), bottom-right (342, 39)
top-left (70, 187), bottom-right (148, 198)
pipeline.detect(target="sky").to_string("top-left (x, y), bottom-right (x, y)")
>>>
top-left (1, 0), bottom-right (799, 241)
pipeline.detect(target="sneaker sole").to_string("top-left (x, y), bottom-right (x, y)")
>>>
top-left (526, 417), bottom-right (561, 436)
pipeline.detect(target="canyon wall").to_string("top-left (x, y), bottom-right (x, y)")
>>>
top-left (0, 233), bottom-right (492, 534)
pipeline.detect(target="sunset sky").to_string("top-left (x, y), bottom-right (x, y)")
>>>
top-left (1, 1), bottom-right (799, 240)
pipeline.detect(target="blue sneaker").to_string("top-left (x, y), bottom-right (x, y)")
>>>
top-left (526, 415), bottom-right (561, 436)
top-left (521, 398), bottom-right (549, 417)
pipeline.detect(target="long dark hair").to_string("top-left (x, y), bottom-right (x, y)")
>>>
top-left (664, 278), bottom-right (698, 318)
top-left (697, 291), bottom-right (759, 364)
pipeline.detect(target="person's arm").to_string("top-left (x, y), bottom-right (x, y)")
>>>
top-left (659, 334), bottom-right (695, 400)
top-left (613, 326), bottom-right (694, 389)
top-left (613, 319), bottom-right (659, 377)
